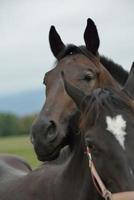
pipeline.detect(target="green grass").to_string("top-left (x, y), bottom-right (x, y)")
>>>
top-left (0, 135), bottom-right (41, 169)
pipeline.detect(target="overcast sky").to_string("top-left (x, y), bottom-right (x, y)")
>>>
top-left (0, 0), bottom-right (133, 96)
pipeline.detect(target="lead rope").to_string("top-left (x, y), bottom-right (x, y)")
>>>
top-left (86, 146), bottom-right (113, 200)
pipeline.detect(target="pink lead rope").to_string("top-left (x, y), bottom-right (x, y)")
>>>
top-left (86, 146), bottom-right (134, 200)
top-left (86, 146), bottom-right (113, 200)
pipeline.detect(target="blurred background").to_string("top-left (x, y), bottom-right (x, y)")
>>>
top-left (0, 0), bottom-right (133, 168)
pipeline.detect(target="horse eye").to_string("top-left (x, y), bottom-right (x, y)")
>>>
top-left (84, 72), bottom-right (94, 82)
top-left (86, 140), bottom-right (98, 153)
top-left (88, 143), bottom-right (96, 151)
top-left (84, 75), bottom-right (92, 81)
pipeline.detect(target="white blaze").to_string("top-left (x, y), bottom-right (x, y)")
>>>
top-left (106, 115), bottom-right (127, 149)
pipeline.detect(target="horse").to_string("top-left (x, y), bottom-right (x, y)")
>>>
top-left (0, 154), bottom-right (32, 193)
top-left (31, 18), bottom-right (128, 161)
top-left (61, 65), bottom-right (134, 199)
top-left (0, 64), bottom-right (133, 200)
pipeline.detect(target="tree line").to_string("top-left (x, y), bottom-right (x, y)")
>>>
top-left (0, 113), bottom-right (36, 137)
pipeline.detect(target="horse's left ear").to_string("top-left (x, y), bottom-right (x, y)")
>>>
top-left (123, 62), bottom-right (134, 98)
top-left (84, 18), bottom-right (100, 55)
top-left (61, 72), bottom-right (87, 111)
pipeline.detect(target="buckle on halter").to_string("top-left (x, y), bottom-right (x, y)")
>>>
top-left (104, 190), bottom-right (113, 200)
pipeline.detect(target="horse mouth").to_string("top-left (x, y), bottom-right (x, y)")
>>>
top-left (35, 140), bottom-right (67, 161)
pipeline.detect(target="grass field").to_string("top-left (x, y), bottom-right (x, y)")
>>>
top-left (0, 136), bottom-right (41, 169)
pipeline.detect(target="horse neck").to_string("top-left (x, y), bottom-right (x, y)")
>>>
top-left (66, 135), bottom-right (87, 171)
top-left (62, 136), bottom-right (102, 200)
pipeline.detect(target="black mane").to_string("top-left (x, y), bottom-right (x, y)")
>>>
top-left (81, 88), bottom-right (132, 127)
top-left (58, 44), bottom-right (128, 86)
top-left (100, 56), bottom-right (128, 85)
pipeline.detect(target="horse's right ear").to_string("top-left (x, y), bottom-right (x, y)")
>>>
top-left (49, 26), bottom-right (65, 59)
top-left (84, 18), bottom-right (100, 55)
top-left (61, 71), bottom-right (87, 111)
top-left (123, 62), bottom-right (134, 99)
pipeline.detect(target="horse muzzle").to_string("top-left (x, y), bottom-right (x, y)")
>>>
top-left (33, 139), bottom-right (66, 161)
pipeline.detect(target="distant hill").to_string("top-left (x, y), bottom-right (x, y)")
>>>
top-left (0, 88), bottom-right (44, 116)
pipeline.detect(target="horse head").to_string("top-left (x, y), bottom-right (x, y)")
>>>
top-left (31, 18), bottom-right (121, 161)
top-left (62, 70), bottom-right (134, 193)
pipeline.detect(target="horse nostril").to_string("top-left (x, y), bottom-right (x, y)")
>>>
top-left (46, 120), bottom-right (58, 143)
top-left (50, 120), bottom-right (56, 128)
top-left (31, 118), bottom-right (58, 144)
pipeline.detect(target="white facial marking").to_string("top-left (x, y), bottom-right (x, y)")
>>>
top-left (106, 115), bottom-right (127, 149)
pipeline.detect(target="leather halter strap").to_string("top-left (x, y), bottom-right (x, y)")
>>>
top-left (86, 146), bottom-right (112, 200)
top-left (86, 146), bottom-right (134, 200)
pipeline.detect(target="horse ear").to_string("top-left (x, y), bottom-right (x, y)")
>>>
top-left (49, 26), bottom-right (65, 59)
top-left (123, 62), bottom-right (134, 98)
top-left (61, 71), bottom-right (87, 111)
top-left (84, 18), bottom-right (100, 55)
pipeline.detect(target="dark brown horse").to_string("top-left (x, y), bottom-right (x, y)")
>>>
top-left (31, 18), bottom-right (128, 161)
top-left (61, 67), bottom-right (134, 198)
top-left (0, 154), bottom-right (32, 194)
top-left (0, 64), bottom-right (133, 200)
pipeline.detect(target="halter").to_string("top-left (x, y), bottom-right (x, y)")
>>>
top-left (85, 146), bottom-right (134, 200)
